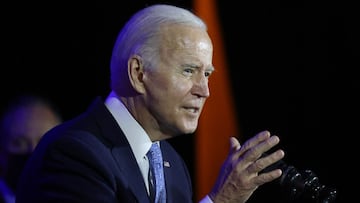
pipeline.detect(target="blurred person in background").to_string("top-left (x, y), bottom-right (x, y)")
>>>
top-left (0, 95), bottom-right (62, 203)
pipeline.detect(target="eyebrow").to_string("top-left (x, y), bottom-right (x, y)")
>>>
top-left (182, 63), bottom-right (215, 72)
top-left (208, 65), bottom-right (215, 72)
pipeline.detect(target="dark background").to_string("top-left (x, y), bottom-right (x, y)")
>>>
top-left (2, 1), bottom-right (358, 202)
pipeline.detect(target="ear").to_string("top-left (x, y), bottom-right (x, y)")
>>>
top-left (128, 55), bottom-right (146, 94)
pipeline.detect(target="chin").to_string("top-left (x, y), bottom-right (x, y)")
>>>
top-left (181, 126), bottom-right (197, 134)
top-left (174, 121), bottom-right (198, 135)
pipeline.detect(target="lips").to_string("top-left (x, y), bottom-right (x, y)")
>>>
top-left (183, 106), bottom-right (200, 113)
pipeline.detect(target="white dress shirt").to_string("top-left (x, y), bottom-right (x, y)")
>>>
top-left (104, 91), bottom-right (213, 202)
top-left (105, 91), bottom-right (154, 194)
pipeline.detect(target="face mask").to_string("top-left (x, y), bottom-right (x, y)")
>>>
top-left (4, 153), bottom-right (31, 191)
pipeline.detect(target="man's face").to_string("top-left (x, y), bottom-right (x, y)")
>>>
top-left (6, 105), bottom-right (61, 154)
top-left (141, 24), bottom-right (214, 137)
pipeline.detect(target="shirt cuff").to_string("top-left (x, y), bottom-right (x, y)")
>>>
top-left (199, 195), bottom-right (213, 203)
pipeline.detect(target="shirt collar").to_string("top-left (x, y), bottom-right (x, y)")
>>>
top-left (104, 91), bottom-right (153, 164)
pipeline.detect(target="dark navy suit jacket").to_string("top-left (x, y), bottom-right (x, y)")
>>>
top-left (16, 97), bottom-right (193, 203)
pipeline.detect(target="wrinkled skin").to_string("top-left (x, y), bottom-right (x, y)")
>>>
top-left (124, 24), bottom-right (214, 141)
top-left (123, 23), bottom-right (285, 203)
top-left (209, 131), bottom-right (285, 203)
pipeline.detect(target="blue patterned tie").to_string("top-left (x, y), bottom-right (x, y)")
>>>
top-left (147, 143), bottom-right (166, 203)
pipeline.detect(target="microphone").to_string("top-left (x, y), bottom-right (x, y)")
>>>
top-left (261, 154), bottom-right (337, 203)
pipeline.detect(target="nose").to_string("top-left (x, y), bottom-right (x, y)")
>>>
top-left (192, 73), bottom-right (210, 98)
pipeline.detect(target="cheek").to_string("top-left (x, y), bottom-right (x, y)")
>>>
top-left (155, 75), bottom-right (191, 95)
top-left (144, 70), bottom-right (193, 102)
top-left (144, 75), bottom-right (173, 105)
top-left (170, 74), bottom-right (193, 93)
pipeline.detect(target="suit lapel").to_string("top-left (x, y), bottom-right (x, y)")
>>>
top-left (112, 146), bottom-right (150, 203)
top-left (161, 141), bottom-right (193, 203)
top-left (88, 98), bottom-right (150, 202)
top-left (88, 98), bottom-right (191, 202)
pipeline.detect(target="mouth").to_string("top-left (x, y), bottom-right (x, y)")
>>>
top-left (183, 106), bottom-right (200, 114)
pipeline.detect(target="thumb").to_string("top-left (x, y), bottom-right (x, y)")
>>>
top-left (229, 136), bottom-right (241, 152)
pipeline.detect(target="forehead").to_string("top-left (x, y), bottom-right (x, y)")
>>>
top-left (159, 24), bottom-right (213, 54)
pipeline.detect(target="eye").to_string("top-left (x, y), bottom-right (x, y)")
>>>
top-left (204, 67), bottom-right (215, 78)
top-left (205, 71), bottom-right (212, 78)
top-left (183, 68), bottom-right (194, 76)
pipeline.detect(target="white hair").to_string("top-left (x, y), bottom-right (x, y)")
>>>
top-left (110, 4), bottom-right (207, 96)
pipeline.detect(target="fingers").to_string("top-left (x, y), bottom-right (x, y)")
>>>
top-left (251, 150), bottom-right (285, 185)
top-left (234, 131), bottom-right (285, 176)
top-left (236, 131), bottom-right (281, 162)
top-left (253, 167), bottom-right (283, 186)
top-left (249, 135), bottom-right (281, 160)
top-left (238, 130), bottom-right (271, 154)
top-left (247, 149), bottom-right (285, 175)
top-left (229, 136), bottom-right (241, 151)
top-left (240, 132), bottom-right (285, 185)
top-left (210, 131), bottom-right (286, 203)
